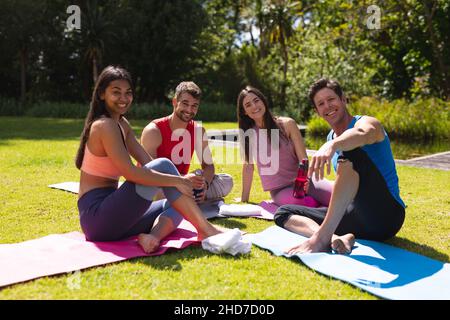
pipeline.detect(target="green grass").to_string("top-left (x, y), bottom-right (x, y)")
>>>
top-left (0, 117), bottom-right (449, 299)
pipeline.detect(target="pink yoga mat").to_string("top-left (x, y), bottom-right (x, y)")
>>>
top-left (259, 200), bottom-right (279, 215)
top-left (0, 220), bottom-right (199, 288)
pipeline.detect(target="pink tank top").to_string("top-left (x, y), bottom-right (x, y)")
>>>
top-left (80, 145), bottom-right (121, 180)
top-left (80, 123), bottom-right (125, 180)
top-left (253, 126), bottom-right (299, 191)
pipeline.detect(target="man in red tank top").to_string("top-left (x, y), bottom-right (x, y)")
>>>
top-left (141, 82), bottom-right (233, 204)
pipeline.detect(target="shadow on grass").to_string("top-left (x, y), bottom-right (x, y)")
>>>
top-left (128, 217), bottom-right (252, 272)
top-left (0, 117), bottom-right (84, 141)
top-left (0, 140), bottom-right (12, 146)
top-left (0, 117), bottom-right (148, 141)
top-left (129, 240), bottom-right (252, 272)
top-left (386, 236), bottom-right (449, 263)
top-left (209, 218), bottom-right (247, 230)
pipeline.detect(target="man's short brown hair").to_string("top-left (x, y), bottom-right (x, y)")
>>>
top-left (175, 81), bottom-right (202, 100)
top-left (308, 78), bottom-right (344, 107)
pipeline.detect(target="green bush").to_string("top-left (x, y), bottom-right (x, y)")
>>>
top-left (306, 97), bottom-right (450, 139)
top-left (0, 97), bottom-right (25, 116)
top-left (0, 98), bottom-right (237, 122)
top-left (25, 102), bottom-right (89, 119)
top-left (305, 115), bottom-right (329, 136)
top-left (127, 103), bottom-right (171, 120)
top-left (128, 102), bottom-right (236, 122)
top-left (196, 102), bottom-right (237, 122)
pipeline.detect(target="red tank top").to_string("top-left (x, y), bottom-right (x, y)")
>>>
top-left (154, 116), bottom-right (195, 175)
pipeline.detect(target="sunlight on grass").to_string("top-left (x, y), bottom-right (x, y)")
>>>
top-left (0, 117), bottom-right (448, 299)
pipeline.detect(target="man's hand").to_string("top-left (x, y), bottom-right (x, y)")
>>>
top-left (194, 189), bottom-right (207, 204)
top-left (308, 140), bottom-right (336, 181)
top-left (185, 172), bottom-right (206, 203)
top-left (185, 173), bottom-right (206, 189)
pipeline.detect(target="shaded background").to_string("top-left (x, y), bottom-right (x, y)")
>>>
top-left (0, 0), bottom-right (449, 128)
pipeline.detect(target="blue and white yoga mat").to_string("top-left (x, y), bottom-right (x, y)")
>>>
top-left (247, 226), bottom-right (450, 300)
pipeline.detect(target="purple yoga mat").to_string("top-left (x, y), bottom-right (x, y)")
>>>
top-left (258, 201), bottom-right (279, 215)
top-left (0, 220), bottom-right (199, 288)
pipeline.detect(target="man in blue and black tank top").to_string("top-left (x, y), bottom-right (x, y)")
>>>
top-left (274, 78), bottom-right (406, 254)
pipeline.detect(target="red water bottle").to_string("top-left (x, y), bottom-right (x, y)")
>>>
top-left (293, 158), bottom-right (309, 198)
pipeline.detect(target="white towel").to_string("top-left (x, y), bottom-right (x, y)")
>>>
top-left (218, 203), bottom-right (261, 217)
top-left (201, 229), bottom-right (251, 256)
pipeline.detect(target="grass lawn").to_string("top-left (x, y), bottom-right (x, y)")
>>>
top-left (0, 117), bottom-right (449, 300)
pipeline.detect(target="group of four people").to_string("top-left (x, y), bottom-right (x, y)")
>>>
top-left (76, 65), bottom-right (405, 255)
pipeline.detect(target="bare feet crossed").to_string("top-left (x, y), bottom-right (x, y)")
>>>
top-left (138, 233), bottom-right (161, 253)
top-left (331, 233), bottom-right (355, 254)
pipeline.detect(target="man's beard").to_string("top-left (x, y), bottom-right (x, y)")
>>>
top-left (176, 111), bottom-right (194, 122)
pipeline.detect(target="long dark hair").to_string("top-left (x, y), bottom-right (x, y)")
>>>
top-left (237, 86), bottom-right (287, 162)
top-left (75, 65), bottom-right (133, 169)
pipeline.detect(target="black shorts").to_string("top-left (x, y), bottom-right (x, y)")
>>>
top-left (274, 148), bottom-right (405, 241)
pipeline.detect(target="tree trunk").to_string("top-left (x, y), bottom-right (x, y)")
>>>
top-left (256, 0), bottom-right (266, 59)
top-left (92, 56), bottom-right (98, 84)
top-left (249, 19), bottom-right (256, 47)
top-left (19, 48), bottom-right (27, 105)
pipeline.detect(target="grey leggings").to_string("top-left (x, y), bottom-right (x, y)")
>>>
top-left (78, 158), bottom-right (186, 241)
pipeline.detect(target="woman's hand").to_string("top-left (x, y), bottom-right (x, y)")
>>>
top-left (174, 176), bottom-right (194, 198)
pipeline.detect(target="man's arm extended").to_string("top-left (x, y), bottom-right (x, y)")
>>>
top-left (332, 116), bottom-right (385, 152)
top-left (309, 116), bottom-right (385, 181)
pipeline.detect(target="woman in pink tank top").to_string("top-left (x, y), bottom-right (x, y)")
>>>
top-left (236, 86), bottom-right (332, 207)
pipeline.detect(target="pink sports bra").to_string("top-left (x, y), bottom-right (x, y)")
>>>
top-left (80, 145), bottom-right (121, 180)
top-left (80, 122), bottom-right (125, 180)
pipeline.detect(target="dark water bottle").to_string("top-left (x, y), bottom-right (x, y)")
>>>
top-left (193, 169), bottom-right (204, 199)
top-left (293, 158), bottom-right (309, 199)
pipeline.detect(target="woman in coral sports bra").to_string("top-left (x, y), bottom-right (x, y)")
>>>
top-left (75, 65), bottom-right (222, 253)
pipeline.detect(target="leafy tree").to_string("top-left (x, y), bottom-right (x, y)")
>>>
top-left (1, 0), bottom-right (449, 112)
top-left (365, 0), bottom-right (450, 99)
top-left (112, 0), bottom-right (210, 103)
top-left (79, 0), bottom-right (117, 84)
top-left (257, 0), bottom-right (305, 110)
top-left (0, 1), bottom-right (46, 104)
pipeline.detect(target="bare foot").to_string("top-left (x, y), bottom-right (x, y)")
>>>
top-left (286, 236), bottom-right (330, 255)
top-left (197, 224), bottom-right (230, 241)
top-left (138, 233), bottom-right (160, 253)
top-left (331, 233), bottom-right (355, 254)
